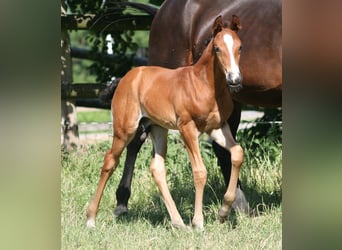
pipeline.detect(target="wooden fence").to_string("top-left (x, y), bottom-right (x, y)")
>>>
top-left (61, 3), bottom-right (158, 150)
top-left (61, 4), bottom-right (156, 107)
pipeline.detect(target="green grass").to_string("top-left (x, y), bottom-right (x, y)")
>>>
top-left (61, 132), bottom-right (282, 249)
top-left (77, 110), bottom-right (111, 123)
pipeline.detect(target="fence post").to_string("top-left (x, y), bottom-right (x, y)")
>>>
top-left (61, 3), bottom-right (79, 151)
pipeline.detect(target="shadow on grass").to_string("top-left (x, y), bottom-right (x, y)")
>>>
top-left (111, 131), bottom-right (282, 228)
top-left (113, 172), bottom-right (281, 229)
top-left (243, 185), bottom-right (282, 211)
top-left (114, 185), bottom-right (196, 228)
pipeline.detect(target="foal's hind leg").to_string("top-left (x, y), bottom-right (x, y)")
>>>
top-left (86, 133), bottom-right (132, 228)
top-left (210, 122), bottom-right (244, 223)
top-left (86, 135), bottom-right (127, 228)
top-left (149, 125), bottom-right (185, 228)
top-left (114, 118), bottom-right (151, 216)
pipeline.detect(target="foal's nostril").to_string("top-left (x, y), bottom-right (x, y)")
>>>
top-left (226, 72), bottom-right (243, 93)
top-left (226, 72), bottom-right (242, 85)
top-left (235, 74), bottom-right (242, 84)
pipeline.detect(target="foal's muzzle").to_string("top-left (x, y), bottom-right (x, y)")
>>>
top-left (226, 72), bottom-right (243, 93)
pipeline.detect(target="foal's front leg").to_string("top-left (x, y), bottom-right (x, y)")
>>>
top-left (210, 122), bottom-right (244, 222)
top-left (179, 121), bottom-right (207, 230)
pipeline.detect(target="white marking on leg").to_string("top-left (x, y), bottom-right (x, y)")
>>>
top-left (209, 123), bottom-right (236, 150)
top-left (86, 218), bottom-right (95, 228)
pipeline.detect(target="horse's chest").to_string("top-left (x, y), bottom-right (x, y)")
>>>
top-left (192, 107), bottom-right (226, 132)
top-left (186, 92), bottom-right (233, 132)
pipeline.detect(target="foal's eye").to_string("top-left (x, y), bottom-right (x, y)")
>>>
top-left (239, 46), bottom-right (242, 52)
top-left (214, 46), bottom-right (220, 53)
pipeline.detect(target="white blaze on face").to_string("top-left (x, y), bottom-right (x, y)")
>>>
top-left (223, 34), bottom-right (240, 80)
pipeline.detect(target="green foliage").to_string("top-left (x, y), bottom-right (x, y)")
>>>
top-left (238, 108), bottom-right (282, 144)
top-left (236, 112), bottom-right (282, 206)
top-left (239, 137), bottom-right (282, 207)
top-left (62, 131), bottom-right (282, 249)
top-left (66, 0), bottom-right (156, 83)
top-left (67, 0), bottom-right (104, 14)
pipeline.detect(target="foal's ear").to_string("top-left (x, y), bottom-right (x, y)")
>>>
top-left (230, 15), bottom-right (242, 32)
top-left (212, 15), bottom-right (224, 37)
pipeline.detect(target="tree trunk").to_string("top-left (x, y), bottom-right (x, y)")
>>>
top-left (61, 3), bottom-right (79, 151)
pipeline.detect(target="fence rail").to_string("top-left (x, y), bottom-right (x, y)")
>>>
top-left (61, 14), bottom-right (154, 31)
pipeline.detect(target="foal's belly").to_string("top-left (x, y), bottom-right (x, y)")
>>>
top-left (140, 105), bottom-right (178, 130)
top-left (141, 102), bottom-right (229, 132)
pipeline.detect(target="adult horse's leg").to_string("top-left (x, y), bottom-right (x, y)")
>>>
top-left (149, 125), bottom-right (185, 228)
top-left (114, 118), bottom-right (151, 216)
top-left (212, 101), bottom-right (250, 214)
top-left (210, 123), bottom-right (244, 222)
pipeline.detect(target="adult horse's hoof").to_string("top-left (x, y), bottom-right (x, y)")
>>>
top-left (113, 204), bottom-right (128, 217)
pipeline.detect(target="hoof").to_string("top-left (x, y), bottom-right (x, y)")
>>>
top-left (192, 224), bottom-right (204, 232)
top-left (113, 204), bottom-right (128, 217)
top-left (172, 224), bottom-right (192, 231)
top-left (218, 206), bottom-right (230, 223)
top-left (86, 218), bottom-right (96, 228)
top-left (171, 220), bottom-right (187, 229)
top-left (192, 219), bottom-right (204, 231)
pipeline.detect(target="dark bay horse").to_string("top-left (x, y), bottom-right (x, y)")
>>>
top-left (87, 16), bottom-right (243, 230)
top-left (114, 0), bottom-right (282, 216)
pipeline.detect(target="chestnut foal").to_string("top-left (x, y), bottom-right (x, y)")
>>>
top-left (86, 15), bottom-right (244, 230)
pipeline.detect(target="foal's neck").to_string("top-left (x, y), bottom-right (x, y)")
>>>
top-left (194, 40), bottom-right (226, 92)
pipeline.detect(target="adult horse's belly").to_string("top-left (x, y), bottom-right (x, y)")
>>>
top-left (232, 86), bottom-right (282, 108)
top-left (233, 46), bottom-right (282, 108)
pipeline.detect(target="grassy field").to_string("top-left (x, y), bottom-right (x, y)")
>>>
top-left (61, 131), bottom-right (282, 249)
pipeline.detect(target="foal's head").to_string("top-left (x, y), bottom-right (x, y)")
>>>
top-left (212, 15), bottom-right (243, 92)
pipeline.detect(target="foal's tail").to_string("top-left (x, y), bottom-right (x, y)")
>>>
top-left (99, 78), bottom-right (121, 106)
